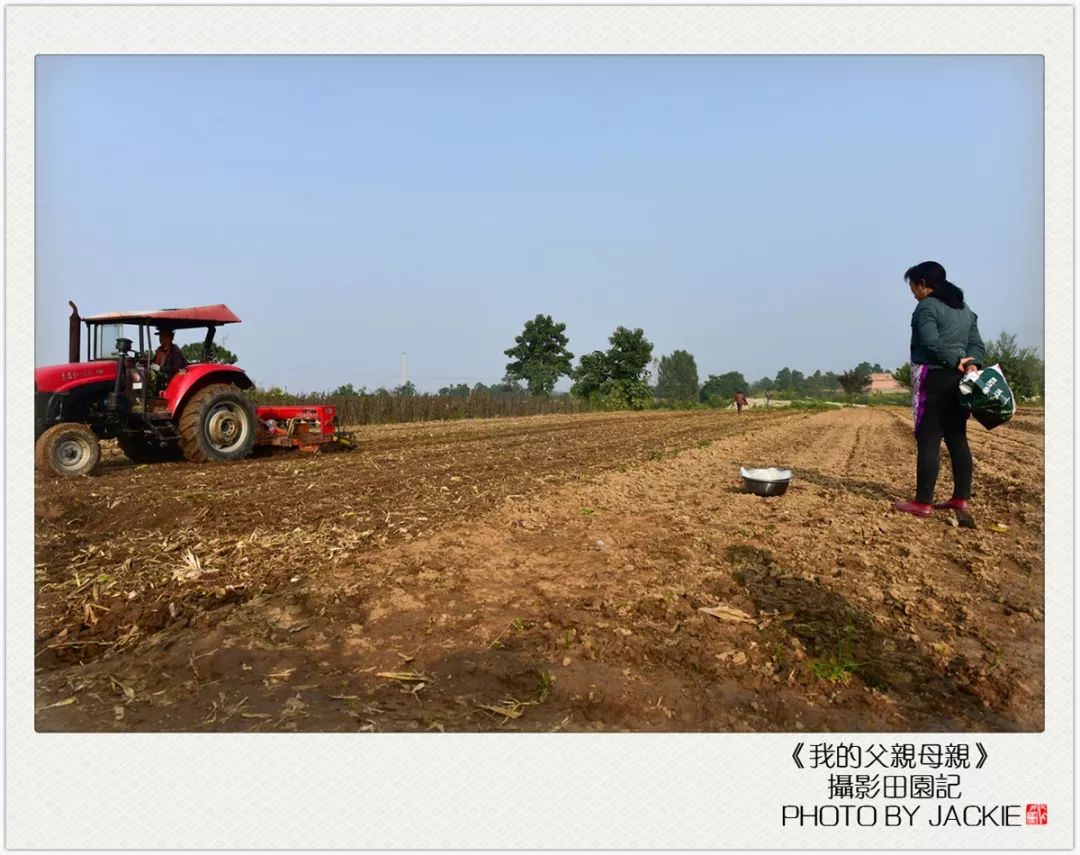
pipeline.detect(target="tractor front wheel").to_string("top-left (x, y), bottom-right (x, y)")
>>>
top-left (178, 383), bottom-right (257, 463)
top-left (35, 422), bottom-right (101, 477)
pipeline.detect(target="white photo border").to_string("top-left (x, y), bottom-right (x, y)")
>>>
top-left (6, 4), bottom-right (1072, 849)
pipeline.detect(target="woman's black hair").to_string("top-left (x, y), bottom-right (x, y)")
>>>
top-left (904, 260), bottom-right (965, 309)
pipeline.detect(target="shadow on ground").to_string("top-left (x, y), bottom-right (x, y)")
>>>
top-left (727, 544), bottom-right (1021, 731)
top-left (796, 468), bottom-right (899, 502)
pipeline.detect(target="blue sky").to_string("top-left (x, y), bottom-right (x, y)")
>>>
top-left (35, 55), bottom-right (1043, 392)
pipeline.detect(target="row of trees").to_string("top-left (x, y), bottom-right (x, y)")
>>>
top-left (887, 333), bottom-right (1044, 399)
top-left (328, 379), bottom-right (529, 398)
top-left (184, 317), bottom-right (900, 407)
top-left (649, 358), bottom-right (884, 405)
top-left (743, 362), bottom-right (884, 398)
top-left (249, 384), bottom-right (596, 425)
top-left (500, 314), bottom-right (909, 407)
top-left (218, 315), bottom-right (1044, 424)
top-left (643, 336), bottom-right (1044, 405)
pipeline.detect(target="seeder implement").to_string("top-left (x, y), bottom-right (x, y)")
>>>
top-left (255, 404), bottom-right (355, 453)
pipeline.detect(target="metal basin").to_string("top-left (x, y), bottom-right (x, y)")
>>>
top-left (740, 466), bottom-right (792, 497)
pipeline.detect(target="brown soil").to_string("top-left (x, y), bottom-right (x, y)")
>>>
top-left (34, 407), bottom-right (1044, 732)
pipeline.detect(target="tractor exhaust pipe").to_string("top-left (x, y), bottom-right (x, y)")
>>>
top-left (68, 301), bottom-right (81, 363)
top-left (106, 337), bottom-right (132, 413)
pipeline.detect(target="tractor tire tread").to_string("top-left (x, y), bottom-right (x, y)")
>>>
top-left (34, 432), bottom-right (52, 471)
top-left (35, 422), bottom-right (101, 478)
top-left (177, 383), bottom-right (256, 464)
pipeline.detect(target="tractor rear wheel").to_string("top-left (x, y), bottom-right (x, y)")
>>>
top-left (118, 434), bottom-right (183, 464)
top-left (35, 422), bottom-right (101, 477)
top-left (178, 383), bottom-right (257, 463)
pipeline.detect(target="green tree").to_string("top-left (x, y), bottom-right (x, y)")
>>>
top-left (330, 383), bottom-right (364, 397)
top-left (569, 351), bottom-right (610, 399)
top-left (605, 327), bottom-right (654, 381)
top-left (892, 363), bottom-right (912, 389)
top-left (790, 369), bottom-right (807, 395)
top-left (180, 342), bottom-right (238, 364)
top-left (803, 369), bottom-right (833, 397)
top-left (491, 376), bottom-right (526, 395)
top-left (438, 383), bottom-right (471, 397)
top-left (655, 350), bottom-right (700, 403)
top-left (750, 376), bottom-right (772, 395)
top-left (570, 327), bottom-right (654, 409)
top-left (837, 368), bottom-right (866, 396)
top-left (773, 367), bottom-right (794, 392)
top-left (985, 332), bottom-right (1044, 399)
top-left (700, 371), bottom-right (748, 403)
top-left (601, 379), bottom-right (655, 410)
top-left (504, 314), bottom-right (575, 396)
top-left (393, 381), bottom-right (417, 397)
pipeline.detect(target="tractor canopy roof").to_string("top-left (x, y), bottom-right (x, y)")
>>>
top-left (82, 304), bottom-right (241, 329)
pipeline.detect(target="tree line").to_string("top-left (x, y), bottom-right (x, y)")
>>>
top-left (248, 384), bottom-right (596, 425)
top-left (238, 315), bottom-right (1043, 425)
top-left (499, 314), bottom-right (885, 407)
top-left (499, 315), bottom-right (1044, 405)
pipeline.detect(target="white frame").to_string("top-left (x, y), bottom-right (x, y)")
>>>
top-left (6, 4), bottom-right (1072, 849)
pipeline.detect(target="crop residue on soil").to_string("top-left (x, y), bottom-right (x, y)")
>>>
top-left (35, 407), bottom-right (1044, 732)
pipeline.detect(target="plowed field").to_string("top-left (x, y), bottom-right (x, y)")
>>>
top-left (34, 406), bottom-right (1044, 732)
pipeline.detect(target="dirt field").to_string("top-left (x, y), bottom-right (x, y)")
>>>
top-left (34, 406), bottom-right (1044, 732)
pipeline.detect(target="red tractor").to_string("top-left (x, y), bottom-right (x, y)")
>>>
top-left (35, 302), bottom-right (349, 477)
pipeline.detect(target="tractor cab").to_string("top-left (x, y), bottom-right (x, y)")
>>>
top-left (76, 304), bottom-right (244, 413)
top-left (78, 303), bottom-right (240, 364)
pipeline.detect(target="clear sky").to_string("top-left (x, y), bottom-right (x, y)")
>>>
top-left (35, 55), bottom-right (1043, 393)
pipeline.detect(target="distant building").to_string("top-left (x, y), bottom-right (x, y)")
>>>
top-left (862, 372), bottom-right (903, 394)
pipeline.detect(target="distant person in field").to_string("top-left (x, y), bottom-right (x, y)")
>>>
top-left (734, 391), bottom-right (748, 414)
top-left (893, 261), bottom-right (985, 518)
top-left (152, 328), bottom-right (187, 383)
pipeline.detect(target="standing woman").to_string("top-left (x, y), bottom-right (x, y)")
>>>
top-left (894, 261), bottom-right (985, 517)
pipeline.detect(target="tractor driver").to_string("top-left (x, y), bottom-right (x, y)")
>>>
top-left (151, 327), bottom-right (187, 384)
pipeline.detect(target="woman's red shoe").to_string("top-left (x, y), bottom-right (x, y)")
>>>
top-left (933, 498), bottom-right (970, 511)
top-left (893, 500), bottom-right (933, 517)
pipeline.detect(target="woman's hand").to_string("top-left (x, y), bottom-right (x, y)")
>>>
top-left (958, 356), bottom-right (978, 373)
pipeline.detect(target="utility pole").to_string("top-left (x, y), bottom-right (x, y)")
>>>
top-left (401, 352), bottom-right (408, 386)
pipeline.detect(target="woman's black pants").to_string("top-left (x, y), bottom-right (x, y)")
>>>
top-left (914, 367), bottom-right (972, 503)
